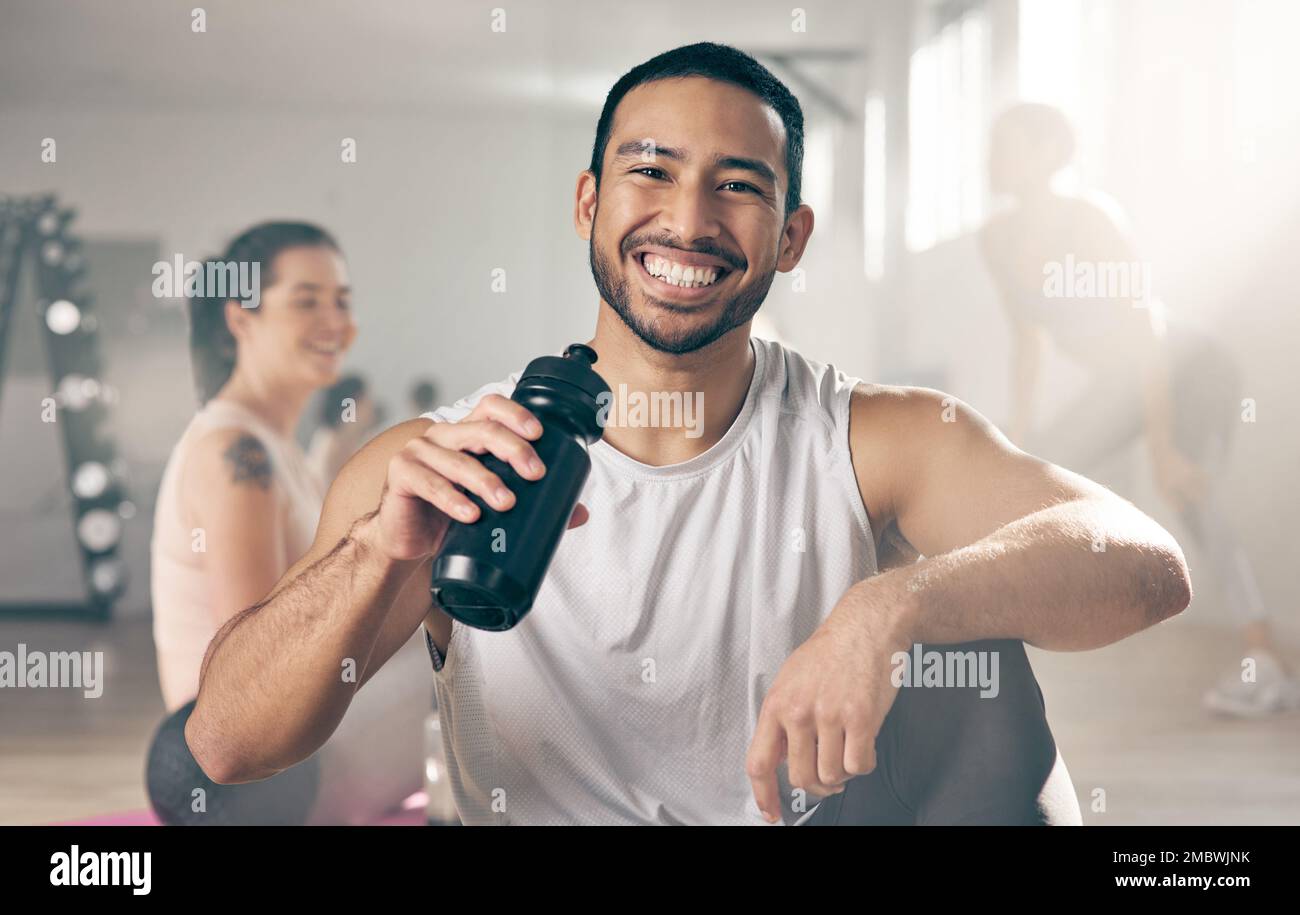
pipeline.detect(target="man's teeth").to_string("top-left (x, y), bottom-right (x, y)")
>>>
top-left (308, 342), bottom-right (340, 354)
top-left (642, 254), bottom-right (722, 287)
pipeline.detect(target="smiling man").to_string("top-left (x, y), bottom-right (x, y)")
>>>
top-left (186, 43), bottom-right (1192, 825)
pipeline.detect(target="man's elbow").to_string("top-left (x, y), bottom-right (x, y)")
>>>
top-left (183, 709), bottom-right (241, 784)
top-left (1138, 543), bottom-right (1193, 626)
top-left (184, 706), bottom-right (270, 785)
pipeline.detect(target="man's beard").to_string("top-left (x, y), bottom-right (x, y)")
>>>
top-left (588, 226), bottom-right (775, 356)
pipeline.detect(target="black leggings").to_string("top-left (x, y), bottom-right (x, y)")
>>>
top-left (803, 639), bottom-right (1081, 825)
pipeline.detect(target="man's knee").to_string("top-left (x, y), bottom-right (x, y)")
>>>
top-left (888, 639), bottom-right (1079, 825)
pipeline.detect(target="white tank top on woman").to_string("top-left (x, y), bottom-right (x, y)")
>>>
top-left (151, 399), bottom-right (325, 712)
top-left (422, 336), bottom-right (879, 825)
top-left (152, 397), bottom-right (432, 823)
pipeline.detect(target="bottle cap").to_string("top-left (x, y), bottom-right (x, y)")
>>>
top-left (518, 343), bottom-right (611, 403)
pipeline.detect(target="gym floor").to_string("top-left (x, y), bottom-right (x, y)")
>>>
top-left (1, 613), bottom-right (1297, 825)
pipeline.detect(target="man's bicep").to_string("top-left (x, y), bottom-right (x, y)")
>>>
top-left (888, 390), bottom-right (1105, 557)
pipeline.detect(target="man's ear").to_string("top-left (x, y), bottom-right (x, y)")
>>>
top-left (574, 170), bottom-right (598, 241)
top-left (776, 204), bottom-right (815, 272)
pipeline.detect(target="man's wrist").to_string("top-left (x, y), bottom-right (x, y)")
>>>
top-left (835, 569), bottom-right (923, 647)
top-left (347, 509), bottom-right (417, 580)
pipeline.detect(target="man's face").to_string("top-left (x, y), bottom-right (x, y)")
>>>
top-left (581, 77), bottom-right (810, 355)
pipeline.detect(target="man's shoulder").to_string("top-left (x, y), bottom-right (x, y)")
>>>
top-left (849, 383), bottom-right (993, 450)
top-left (849, 382), bottom-right (931, 428)
top-left (846, 383), bottom-right (919, 477)
top-left (847, 385), bottom-right (996, 527)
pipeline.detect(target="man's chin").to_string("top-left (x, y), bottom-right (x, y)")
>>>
top-left (639, 296), bottom-right (722, 322)
top-left (589, 240), bottom-right (764, 355)
top-left (618, 302), bottom-right (739, 355)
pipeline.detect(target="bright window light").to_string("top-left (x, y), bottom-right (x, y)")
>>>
top-left (863, 95), bottom-right (886, 280)
top-left (906, 7), bottom-right (990, 253)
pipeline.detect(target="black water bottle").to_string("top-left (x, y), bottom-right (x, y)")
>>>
top-left (429, 343), bottom-right (610, 631)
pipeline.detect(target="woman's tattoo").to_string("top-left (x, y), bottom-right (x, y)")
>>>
top-left (224, 434), bottom-right (272, 489)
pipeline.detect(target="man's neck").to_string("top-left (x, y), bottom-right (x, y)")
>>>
top-left (585, 304), bottom-right (755, 467)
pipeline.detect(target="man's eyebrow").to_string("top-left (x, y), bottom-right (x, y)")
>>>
top-left (612, 140), bottom-right (685, 161)
top-left (713, 155), bottom-right (777, 186)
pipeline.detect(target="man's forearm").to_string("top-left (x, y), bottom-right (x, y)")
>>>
top-left (839, 496), bottom-right (1191, 652)
top-left (187, 511), bottom-right (422, 782)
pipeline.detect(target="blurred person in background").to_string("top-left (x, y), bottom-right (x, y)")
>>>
top-left (307, 373), bottom-right (383, 483)
top-left (408, 377), bottom-right (438, 419)
top-left (980, 103), bottom-right (1297, 717)
top-left (148, 221), bottom-right (428, 824)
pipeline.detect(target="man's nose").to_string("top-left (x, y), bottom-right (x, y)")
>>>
top-left (659, 179), bottom-right (723, 245)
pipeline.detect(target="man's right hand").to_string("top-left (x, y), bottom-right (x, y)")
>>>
top-left (374, 393), bottom-right (586, 561)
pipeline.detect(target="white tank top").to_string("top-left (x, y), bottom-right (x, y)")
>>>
top-left (422, 336), bottom-right (879, 825)
top-left (151, 399), bottom-right (324, 712)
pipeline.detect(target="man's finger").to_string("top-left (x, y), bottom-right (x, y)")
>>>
top-left (745, 713), bottom-right (785, 824)
top-left (468, 393), bottom-right (543, 440)
top-left (788, 720), bottom-right (842, 798)
top-left (816, 724), bottom-right (850, 788)
top-left (843, 724), bottom-right (878, 777)
top-left (785, 719), bottom-right (820, 794)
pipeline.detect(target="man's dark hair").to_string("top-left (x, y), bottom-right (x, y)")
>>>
top-left (589, 42), bottom-right (804, 218)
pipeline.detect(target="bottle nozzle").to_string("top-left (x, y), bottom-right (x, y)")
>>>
top-left (563, 343), bottom-right (598, 365)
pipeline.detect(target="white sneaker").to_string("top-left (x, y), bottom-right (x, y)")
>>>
top-left (1203, 650), bottom-right (1300, 718)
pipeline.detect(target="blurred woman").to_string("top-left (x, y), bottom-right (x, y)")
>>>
top-left (980, 104), bottom-right (1297, 718)
top-left (149, 222), bottom-right (429, 824)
